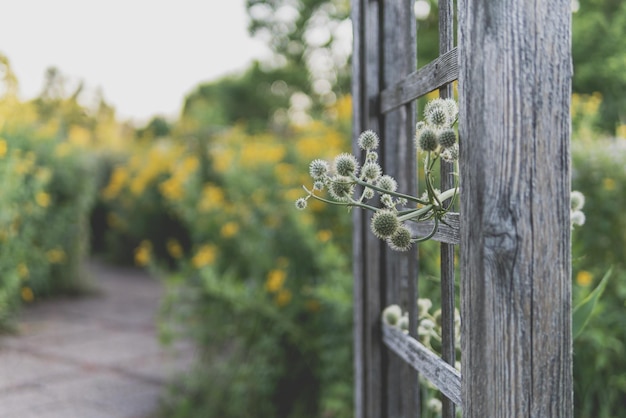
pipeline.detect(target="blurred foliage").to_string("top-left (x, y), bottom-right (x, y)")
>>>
top-left (561, 93), bottom-right (626, 417)
top-left (572, 0), bottom-right (626, 133)
top-left (97, 96), bottom-right (355, 417)
top-left (0, 56), bottom-right (106, 330)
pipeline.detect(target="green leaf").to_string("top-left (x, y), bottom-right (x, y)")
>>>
top-left (572, 268), bottom-right (612, 340)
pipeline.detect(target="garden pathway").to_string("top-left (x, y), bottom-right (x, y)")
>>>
top-left (0, 260), bottom-right (195, 418)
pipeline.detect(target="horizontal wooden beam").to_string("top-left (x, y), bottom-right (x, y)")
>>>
top-left (382, 322), bottom-right (462, 406)
top-left (406, 212), bottom-right (460, 245)
top-left (380, 48), bottom-right (459, 113)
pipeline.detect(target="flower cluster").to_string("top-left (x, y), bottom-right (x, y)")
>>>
top-left (382, 300), bottom-right (461, 365)
top-left (296, 98), bottom-right (460, 251)
top-left (571, 190), bottom-right (585, 229)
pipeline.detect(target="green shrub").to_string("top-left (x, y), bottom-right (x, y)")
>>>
top-left (571, 138), bottom-right (626, 418)
top-left (0, 122), bottom-right (97, 329)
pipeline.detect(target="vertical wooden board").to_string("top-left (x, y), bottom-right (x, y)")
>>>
top-left (381, 1), bottom-right (418, 417)
top-left (351, 0), bottom-right (365, 417)
top-left (458, 1), bottom-right (572, 417)
top-left (438, 1), bottom-right (456, 417)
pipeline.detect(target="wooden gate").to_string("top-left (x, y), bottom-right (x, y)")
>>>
top-left (351, 1), bottom-right (573, 417)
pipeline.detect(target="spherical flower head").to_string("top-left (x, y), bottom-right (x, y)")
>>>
top-left (387, 224), bottom-right (412, 251)
top-left (415, 120), bottom-right (426, 134)
top-left (366, 151), bottom-right (378, 162)
top-left (309, 159), bottom-right (330, 180)
top-left (295, 197), bottom-right (308, 210)
top-left (362, 187), bottom-right (375, 200)
top-left (571, 190), bottom-right (585, 211)
top-left (362, 162), bottom-right (382, 181)
top-left (358, 130), bottom-right (380, 150)
top-left (418, 129), bottom-right (439, 152)
top-left (571, 210), bottom-right (586, 227)
top-left (427, 108), bottom-right (449, 127)
top-left (371, 209), bottom-right (400, 239)
top-left (377, 175), bottom-right (397, 193)
top-left (443, 98), bottom-right (459, 121)
top-left (328, 176), bottom-right (355, 201)
top-left (382, 304), bottom-right (402, 326)
top-left (381, 194), bottom-right (395, 209)
top-left (398, 313), bottom-right (409, 333)
top-left (334, 153), bottom-right (359, 177)
top-left (313, 180), bottom-right (325, 191)
top-left (441, 143), bottom-right (459, 162)
top-left (438, 128), bottom-right (457, 149)
top-left (417, 298), bottom-right (432, 317)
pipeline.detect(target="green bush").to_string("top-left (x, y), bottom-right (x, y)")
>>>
top-left (571, 138), bottom-right (626, 418)
top-left (99, 98), bottom-right (356, 417)
top-left (0, 124), bottom-right (97, 329)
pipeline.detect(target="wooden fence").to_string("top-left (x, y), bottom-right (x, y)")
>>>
top-left (351, 1), bottom-right (573, 417)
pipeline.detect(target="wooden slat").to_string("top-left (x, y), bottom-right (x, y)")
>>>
top-left (380, 47), bottom-right (459, 114)
top-left (382, 322), bottom-right (462, 407)
top-left (381, 1), bottom-right (419, 416)
top-left (405, 213), bottom-right (460, 245)
top-left (438, 1), bottom-right (457, 417)
top-left (458, 1), bottom-right (573, 416)
top-left (350, 0), bottom-right (366, 417)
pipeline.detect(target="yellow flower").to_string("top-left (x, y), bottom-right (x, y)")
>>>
top-left (603, 178), bottom-right (615, 191)
top-left (166, 239), bottom-right (183, 259)
top-left (46, 248), bottom-right (66, 264)
top-left (21, 287), bottom-right (34, 303)
top-left (0, 138), bottom-right (7, 158)
top-left (17, 263), bottom-right (29, 279)
top-left (265, 269), bottom-right (286, 292)
top-left (198, 184), bottom-right (225, 212)
top-left (576, 270), bottom-right (593, 286)
top-left (192, 244), bottom-right (217, 268)
top-left (35, 192), bottom-right (51, 208)
top-left (134, 240), bottom-right (152, 266)
top-left (220, 221), bottom-right (239, 238)
top-left (275, 289), bottom-right (292, 307)
top-left (316, 230), bottom-right (332, 242)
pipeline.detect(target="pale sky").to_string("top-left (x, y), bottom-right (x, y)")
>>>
top-left (0, 0), bottom-right (271, 123)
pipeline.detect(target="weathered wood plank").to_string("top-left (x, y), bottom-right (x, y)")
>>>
top-left (382, 322), bottom-right (462, 407)
top-left (381, 1), bottom-right (419, 416)
top-left (380, 47), bottom-right (458, 113)
top-left (405, 213), bottom-right (460, 245)
top-left (438, 2), bottom-right (457, 417)
top-left (458, 1), bottom-right (573, 417)
top-left (350, 0), bottom-right (366, 417)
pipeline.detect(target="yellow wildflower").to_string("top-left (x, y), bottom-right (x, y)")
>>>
top-left (316, 230), bottom-right (332, 243)
top-left (265, 269), bottom-right (286, 292)
top-left (134, 240), bottom-right (152, 266)
top-left (603, 178), bottom-right (615, 191)
top-left (220, 221), bottom-right (239, 238)
top-left (166, 239), bottom-right (183, 259)
top-left (21, 287), bottom-right (34, 303)
top-left (275, 289), bottom-right (292, 307)
top-left (35, 192), bottom-right (51, 208)
top-left (192, 244), bottom-right (217, 268)
top-left (576, 270), bottom-right (593, 286)
top-left (17, 263), bottom-right (29, 279)
top-left (46, 248), bottom-right (66, 264)
top-left (0, 138), bottom-right (7, 157)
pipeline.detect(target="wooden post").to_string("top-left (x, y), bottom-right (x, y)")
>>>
top-left (458, 1), bottom-right (573, 416)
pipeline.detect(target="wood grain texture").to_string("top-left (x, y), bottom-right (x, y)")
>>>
top-left (380, 47), bottom-right (458, 114)
top-left (382, 322), bottom-right (462, 407)
top-left (437, 2), bottom-right (457, 417)
top-left (458, 1), bottom-right (573, 416)
top-left (406, 213), bottom-right (460, 245)
top-left (381, 1), bottom-right (419, 416)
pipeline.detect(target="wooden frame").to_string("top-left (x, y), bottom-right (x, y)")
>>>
top-left (351, 1), bottom-right (573, 417)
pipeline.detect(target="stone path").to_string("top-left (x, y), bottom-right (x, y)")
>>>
top-left (0, 260), bottom-right (195, 418)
